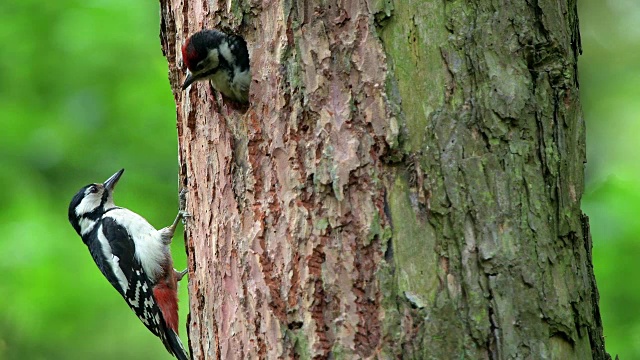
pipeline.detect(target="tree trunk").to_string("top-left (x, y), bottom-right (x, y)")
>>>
top-left (159, 0), bottom-right (610, 359)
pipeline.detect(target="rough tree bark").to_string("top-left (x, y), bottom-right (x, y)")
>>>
top-left (159, 0), bottom-right (610, 359)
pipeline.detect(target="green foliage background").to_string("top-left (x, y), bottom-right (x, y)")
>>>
top-left (0, 0), bottom-right (635, 359)
top-left (580, 1), bottom-right (640, 358)
top-left (0, 1), bottom-right (187, 359)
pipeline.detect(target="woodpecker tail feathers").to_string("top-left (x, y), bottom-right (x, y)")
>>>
top-left (162, 329), bottom-right (190, 360)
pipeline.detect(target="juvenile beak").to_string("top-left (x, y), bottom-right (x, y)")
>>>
top-left (104, 169), bottom-right (124, 192)
top-left (182, 71), bottom-right (197, 90)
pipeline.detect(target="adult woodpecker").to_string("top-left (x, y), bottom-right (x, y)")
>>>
top-left (181, 29), bottom-right (251, 103)
top-left (68, 169), bottom-right (190, 360)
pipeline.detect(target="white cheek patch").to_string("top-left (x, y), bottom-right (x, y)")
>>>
top-left (201, 49), bottom-right (220, 71)
top-left (97, 225), bottom-right (130, 294)
top-left (75, 193), bottom-right (102, 217)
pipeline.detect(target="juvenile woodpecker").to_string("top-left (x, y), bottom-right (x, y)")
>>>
top-left (181, 29), bottom-right (251, 103)
top-left (68, 169), bottom-right (190, 360)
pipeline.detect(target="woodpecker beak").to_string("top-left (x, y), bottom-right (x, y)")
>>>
top-left (182, 71), bottom-right (197, 90)
top-left (104, 169), bottom-right (124, 192)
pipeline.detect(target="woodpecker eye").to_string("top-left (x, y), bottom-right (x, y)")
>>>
top-left (89, 186), bottom-right (98, 194)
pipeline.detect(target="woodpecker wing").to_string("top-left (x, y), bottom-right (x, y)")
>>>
top-left (86, 216), bottom-right (189, 360)
top-left (228, 34), bottom-right (249, 71)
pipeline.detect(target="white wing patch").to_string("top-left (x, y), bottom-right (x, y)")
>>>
top-left (204, 48), bottom-right (220, 70)
top-left (97, 225), bottom-right (130, 294)
top-left (218, 42), bottom-right (234, 65)
top-left (105, 208), bottom-right (168, 283)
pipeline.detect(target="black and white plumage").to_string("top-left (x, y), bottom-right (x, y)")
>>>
top-left (68, 169), bottom-right (190, 360)
top-left (181, 29), bottom-right (251, 103)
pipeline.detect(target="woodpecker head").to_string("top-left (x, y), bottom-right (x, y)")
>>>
top-left (68, 169), bottom-right (124, 236)
top-left (181, 29), bottom-right (251, 102)
top-left (181, 30), bottom-right (229, 90)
